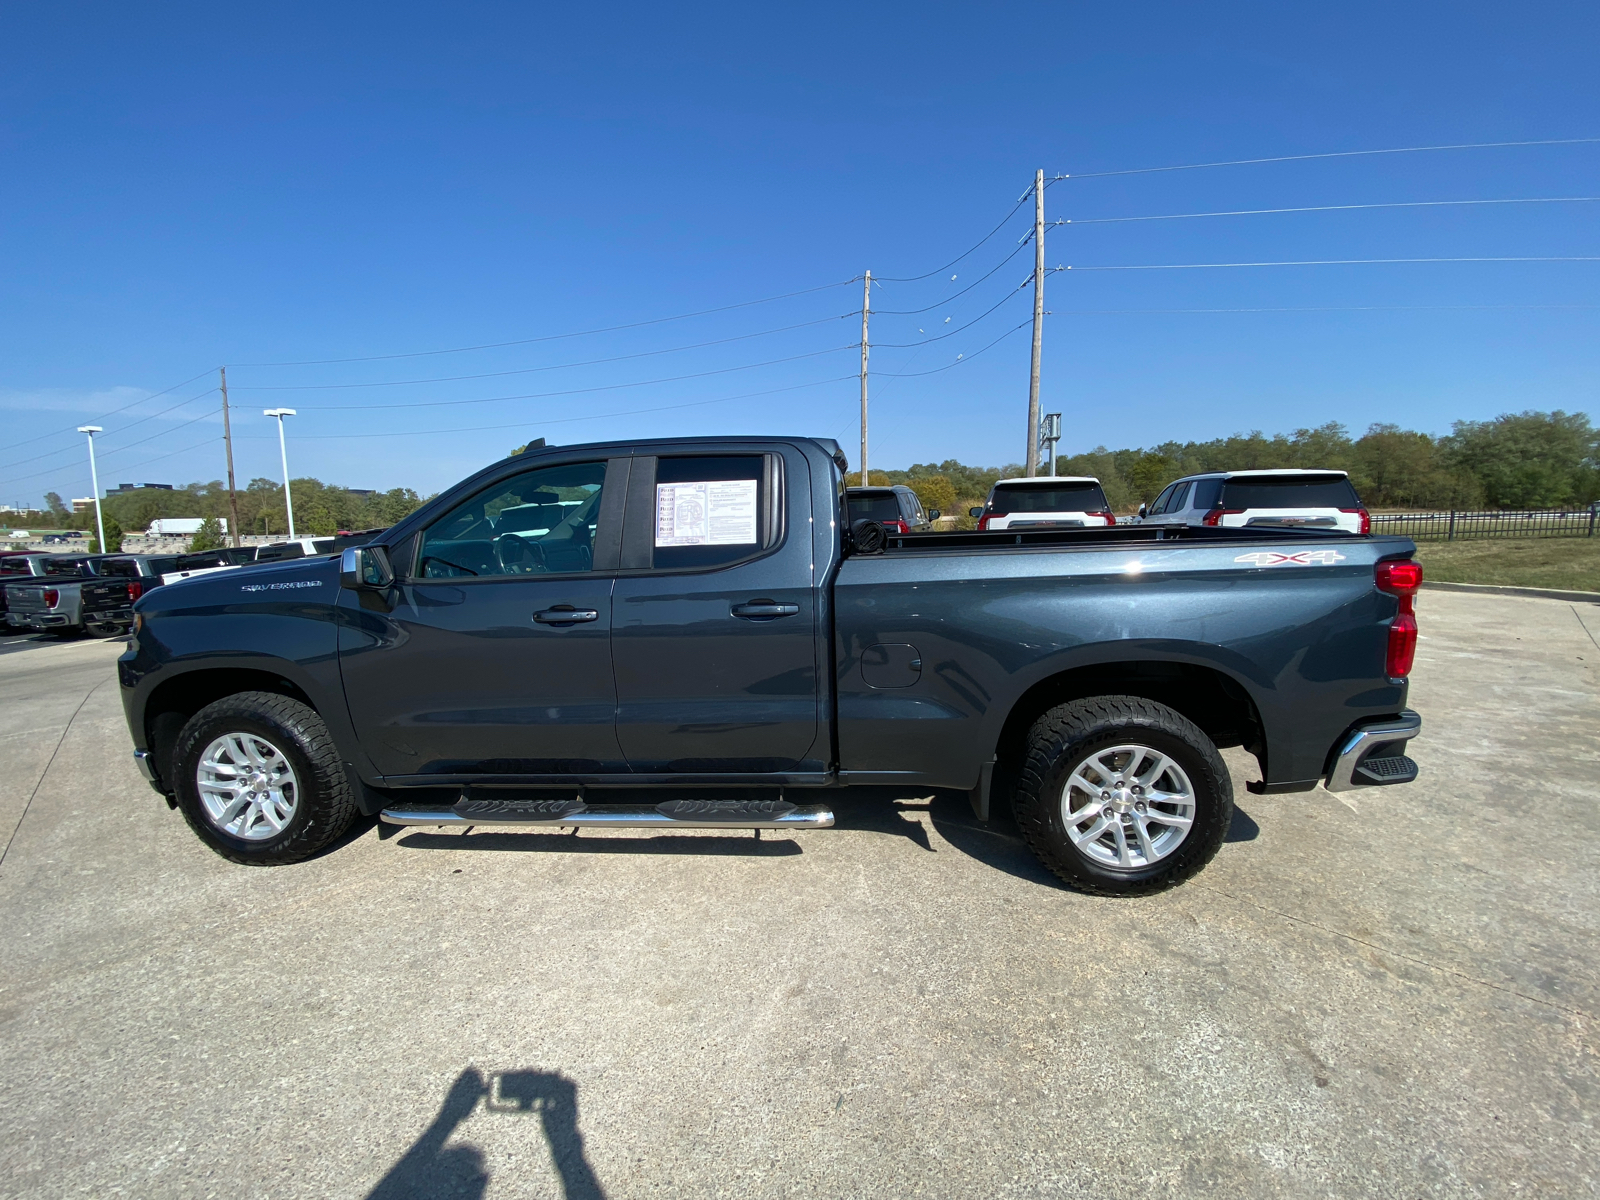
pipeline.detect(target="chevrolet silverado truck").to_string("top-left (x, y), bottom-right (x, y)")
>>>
top-left (118, 436), bottom-right (1423, 895)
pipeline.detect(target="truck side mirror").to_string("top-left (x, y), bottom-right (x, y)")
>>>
top-left (1138, 505), bottom-right (1148, 518)
top-left (340, 545), bottom-right (394, 590)
top-left (927, 510), bottom-right (940, 521)
top-left (968, 507), bottom-right (983, 519)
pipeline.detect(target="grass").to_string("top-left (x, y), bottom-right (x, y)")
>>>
top-left (1411, 536), bottom-right (1600, 594)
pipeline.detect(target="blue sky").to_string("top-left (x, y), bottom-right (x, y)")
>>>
top-left (1, 1), bottom-right (1596, 504)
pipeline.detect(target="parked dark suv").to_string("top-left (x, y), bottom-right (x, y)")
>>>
top-left (845, 485), bottom-right (936, 533)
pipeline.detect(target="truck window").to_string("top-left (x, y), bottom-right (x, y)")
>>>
top-left (1192, 478), bottom-right (1223, 510)
top-left (1, 558), bottom-right (32, 575)
top-left (990, 482), bottom-right (1110, 514)
top-left (1221, 475), bottom-right (1360, 509)
top-left (846, 490), bottom-right (901, 524)
top-left (417, 461), bottom-right (607, 578)
top-left (652, 455), bottom-right (772, 570)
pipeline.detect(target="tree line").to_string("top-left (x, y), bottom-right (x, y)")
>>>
top-left (16, 477), bottom-right (429, 537)
top-left (866, 409), bottom-right (1599, 517)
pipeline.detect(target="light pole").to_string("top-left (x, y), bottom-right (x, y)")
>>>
top-left (77, 425), bottom-right (107, 553)
top-left (263, 408), bottom-right (298, 539)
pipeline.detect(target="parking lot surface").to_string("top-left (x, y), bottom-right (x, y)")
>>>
top-left (1, 592), bottom-right (1596, 1198)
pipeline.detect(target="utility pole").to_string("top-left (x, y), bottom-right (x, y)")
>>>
top-left (220, 367), bottom-right (241, 548)
top-left (859, 271), bottom-right (871, 486)
top-left (1026, 168), bottom-right (1045, 476)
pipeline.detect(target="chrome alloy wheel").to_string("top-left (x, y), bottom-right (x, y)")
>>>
top-left (196, 732), bottom-right (300, 841)
top-left (1061, 743), bottom-right (1195, 868)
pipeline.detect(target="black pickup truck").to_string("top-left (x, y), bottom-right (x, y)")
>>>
top-left (118, 436), bottom-right (1423, 894)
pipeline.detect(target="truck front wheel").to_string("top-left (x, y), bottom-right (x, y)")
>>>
top-left (1013, 696), bottom-right (1233, 896)
top-left (170, 691), bottom-right (357, 865)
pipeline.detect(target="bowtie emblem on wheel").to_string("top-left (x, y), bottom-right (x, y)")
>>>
top-left (1233, 550), bottom-right (1348, 567)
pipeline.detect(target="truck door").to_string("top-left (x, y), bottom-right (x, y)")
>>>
top-left (339, 456), bottom-right (627, 778)
top-left (611, 449), bottom-right (823, 775)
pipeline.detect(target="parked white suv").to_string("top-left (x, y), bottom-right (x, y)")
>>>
top-left (971, 477), bottom-right (1116, 530)
top-left (1137, 469), bottom-right (1370, 533)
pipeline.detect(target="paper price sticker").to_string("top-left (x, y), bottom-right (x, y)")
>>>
top-left (656, 479), bottom-right (758, 546)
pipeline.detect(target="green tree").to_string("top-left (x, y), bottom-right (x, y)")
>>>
top-left (1441, 410), bottom-right (1599, 509)
top-left (908, 474), bottom-right (956, 516)
top-left (1126, 454), bottom-right (1176, 505)
top-left (89, 516), bottom-right (123, 554)
top-left (188, 517), bottom-right (225, 553)
top-left (44, 492), bottom-right (68, 517)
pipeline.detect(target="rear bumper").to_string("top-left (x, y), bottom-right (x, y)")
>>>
top-left (22, 613), bottom-right (73, 628)
top-left (1324, 710), bottom-right (1421, 791)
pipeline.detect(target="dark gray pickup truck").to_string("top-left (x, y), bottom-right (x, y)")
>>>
top-left (118, 435), bottom-right (1422, 894)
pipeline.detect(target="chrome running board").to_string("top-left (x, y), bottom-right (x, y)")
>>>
top-left (380, 797), bottom-right (834, 830)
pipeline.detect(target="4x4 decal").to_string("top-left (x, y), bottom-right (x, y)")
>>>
top-left (1234, 550), bottom-right (1347, 567)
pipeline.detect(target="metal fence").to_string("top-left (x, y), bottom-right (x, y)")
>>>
top-left (1370, 508), bottom-right (1599, 540)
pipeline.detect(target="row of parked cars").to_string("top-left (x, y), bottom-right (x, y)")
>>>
top-left (0, 535), bottom-right (355, 638)
top-left (846, 469), bottom-right (1371, 535)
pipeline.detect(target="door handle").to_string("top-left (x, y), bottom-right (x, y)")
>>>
top-left (731, 601), bottom-right (800, 620)
top-left (533, 607), bottom-right (600, 624)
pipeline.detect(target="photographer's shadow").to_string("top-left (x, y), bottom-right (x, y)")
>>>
top-left (367, 1067), bottom-right (604, 1200)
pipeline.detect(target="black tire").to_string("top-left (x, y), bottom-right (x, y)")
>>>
top-left (1013, 695), bottom-right (1233, 896)
top-left (171, 690), bottom-right (356, 865)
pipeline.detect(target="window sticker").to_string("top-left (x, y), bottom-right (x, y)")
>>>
top-left (656, 479), bottom-right (758, 546)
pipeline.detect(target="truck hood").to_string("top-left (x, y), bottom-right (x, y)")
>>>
top-left (134, 555), bottom-right (341, 614)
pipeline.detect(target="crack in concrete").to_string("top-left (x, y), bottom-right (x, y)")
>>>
top-left (0, 677), bottom-right (109, 873)
top-left (1195, 882), bottom-right (1594, 1023)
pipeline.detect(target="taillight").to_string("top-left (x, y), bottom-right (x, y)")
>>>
top-left (43, 588), bottom-right (59, 608)
top-left (976, 514), bottom-right (993, 531)
top-left (1201, 508), bottom-right (1244, 527)
top-left (1376, 559), bottom-right (1422, 678)
top-left (126, 581), bottom-right (144, 601)
top-left (1342, 507), bottom-right (1372, 534)
top-left (882, 518), bottom-right (909, 534)
top-left (1090, 510), bottom-right (1116, 526)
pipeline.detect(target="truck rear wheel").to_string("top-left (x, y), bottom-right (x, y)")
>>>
top-left (170, 691), bottom-right (356, 865)
top-left (1013, 696), bottom-right (1232, 896)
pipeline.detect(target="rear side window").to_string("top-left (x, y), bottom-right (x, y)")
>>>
top-left (98, 559), bottom-right (140, 578)
top-left (1, 558), bottom-right (33, 575)
top-left (653, 455), bottom-right (776, 570)
top-left (1222, 475), bottom-right (1360, 509)
top-left (42, 558), bottom-right (89, 576)
top-left (847, 491), bottom-right (901, 523)
top-left (990, 482), bottom-right (1109, 514)
top-left (1192, 479), bottom-right (1224, 510)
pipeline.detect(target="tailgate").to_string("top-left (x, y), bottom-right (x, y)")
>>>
top-left (82, 580), bottom-right (132, 616)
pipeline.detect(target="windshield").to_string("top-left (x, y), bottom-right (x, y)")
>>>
top-left (989, 483), bottom-right (1108, 514)
top-left (847, 491), bottom-right (902, 523)
top-left (1220, 475), bottom-right (1360, 509)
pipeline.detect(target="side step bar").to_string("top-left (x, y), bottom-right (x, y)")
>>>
top-left (379, 797), bottom-right (834, 830)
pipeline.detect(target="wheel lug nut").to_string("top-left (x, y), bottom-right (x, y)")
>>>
top-left (1101, 791), bottom-right (1109, 800)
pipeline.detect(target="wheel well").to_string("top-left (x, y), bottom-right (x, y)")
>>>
top-left (143, 669), bottom-right (317, 790)
top-left (991, 661), bottom-right (1265, 789)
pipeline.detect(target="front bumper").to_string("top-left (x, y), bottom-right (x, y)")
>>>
top-left (1325, 710), bottom-right (1421, 791)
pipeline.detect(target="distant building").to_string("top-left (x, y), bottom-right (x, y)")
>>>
top-left (345, 488), bottom-right (375, 498)
top-left (71, 497), bottom-right (96, 513)
top-left (107, 483), bottom-right (174, 495)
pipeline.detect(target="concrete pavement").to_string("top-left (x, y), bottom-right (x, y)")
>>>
top-left (0, 592), bottom-right (1595, 1198)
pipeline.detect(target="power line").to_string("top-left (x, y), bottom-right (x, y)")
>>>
top-left (263, 345), bottom-right (859, 413)
top-left (876, 319), bottom-right (1033, 377)
top-left (1050, 136), bottom-right (1600, 182)
top-left (873, 193), bottom-right (1033, 283)
top-left (1, 368), bottom-right (217, 455)
top-left (231, 314), bottom-right (855, 391)
top-left (233, 279), bottom-right (861, 368)
top-left (228, 375), bottom-right (861, 441)
top-left (1066, 256), bottom-right (1600, 271)
top-left (873, 281), bottom-right (1031, 348)
top-left (870, 239), bottom-right (1034, 315)
top-left (0, 407), bottom-right (223, 489)
top-left (1066, 196), bottom-right (1600, 224)
top-left (1053, 303), bottom-right (1600, 314)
